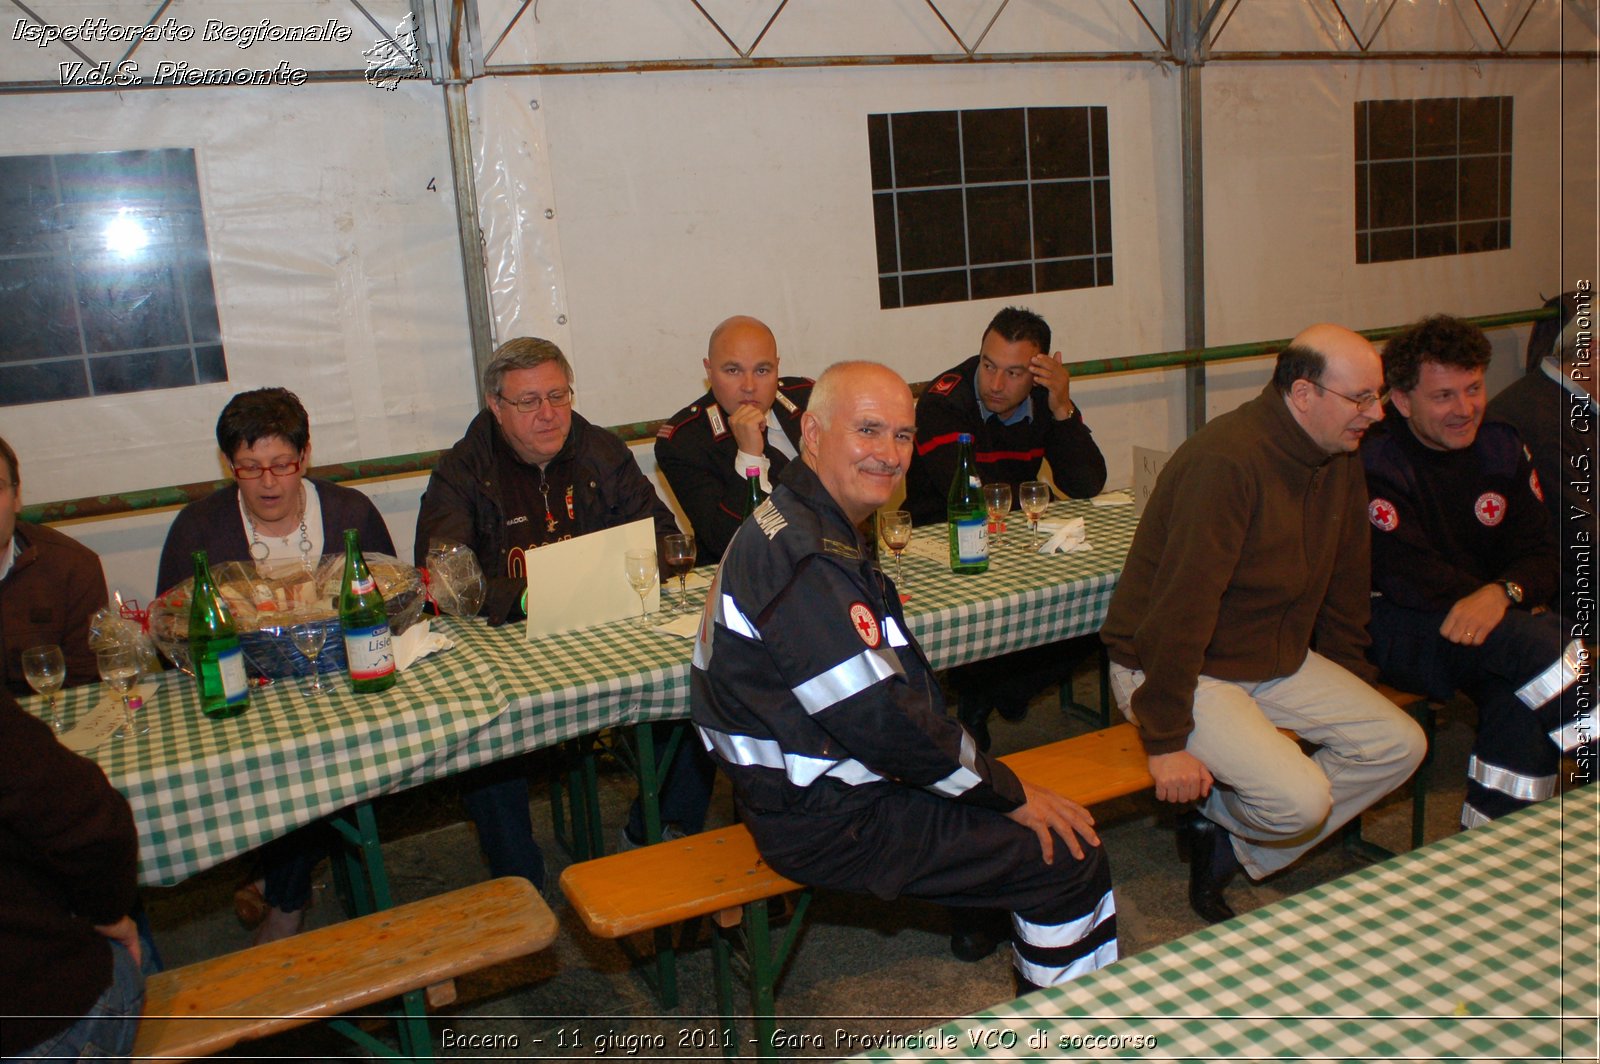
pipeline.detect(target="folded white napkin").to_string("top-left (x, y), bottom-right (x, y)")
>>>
top-left (394, 619), bottom-right (454, 671)
top-left (1038, 516), bottom-right (1092, 554)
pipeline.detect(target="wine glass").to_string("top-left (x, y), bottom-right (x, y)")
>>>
top-left (879, 510), bottom-right (912, 586)
top-left (624, 548), bottom-right (659, 628)
top-left (1019, 481), bottom-right (1052, 546)
top-left (982, 483), bottom-right (1013, 551)
top-left (97, 645), bottom-right (148, 739)
top-left (662, 533), bottom-right (696, 615)
top-left (289, 623), bottom-right (329, 698)
top-left (22, 644), bottom-right (67, 733)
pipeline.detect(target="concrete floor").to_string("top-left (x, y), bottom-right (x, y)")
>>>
top-left (142, 668), bottom-right (1489, 1061)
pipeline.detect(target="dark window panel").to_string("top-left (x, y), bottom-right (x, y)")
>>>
top-left (76, 257), bottom-right (187, 353)
top-left (1500, 97), bottom-right (1513, 152)
top-left (1095, 254), bottom-right (1114, 287)
top-left (1414, 98), bottom-right (1458, 157)
top-left (1370, 229), bottom-right (1414, 262)
top-left (970, 264), bottom-right (1033, 301)
top-left (1090, 108), bottom-right (1109, 177)
top-left (1458, 156), bottom-right (1499, 221)
top-left (182, 253), bottom-right (221, 343)
top-left (961, 108), bottom-right (1026, 184)
top-left (1031, 181), bottom-right (1095, 259)
top-left (0, 256), bottom-right (79, 363)
top-left (1414, 158), bottom-right (1458, 225)
top-left (1367, 99), bottom-right (1414, 160)
top-left (1414, 224), bottom-right (1457, 259)
top-left (1035, 257), bottom-right (1096, 293)
top-left (161, 149), bottom-right (203, 209)
top-left (1357, 232), bottom-right (1371, 264)
top-left (195, 344), bottom-right (228, 383)
top-left (1458, 97), bottom-right (1500, 155)
top-left (89, 347), bottom-right (198, 395)
top-left (896, 189), bottom-right (967, 271)
top-left (1356, 163), bottom-right (1369, 231)
top-left (0, 155), bottom-right (58, 253)
top-left (0, 358), bottom-right (89, 405)
top-left (1369, 161), bottom-right (1414, 229)
top-left (1500, 155), bottom-right (1512, 217)
top-left (964, 184), bottom-right (1030, 265)
top-left (878, 276), bottom-right (901, 310)
top-left (1092, 180), bottom-right (1112, 254)
top-left (1457, 220), bottom-right (1499, 254)
top-left (57, 150), bottom-right (169, 207)
top-left (901, 270), bottom-right (967, 307)
top-left (1355, 101), bottom-right (1369, 162)
top-left (1498, 220), bottom-right (1512, 248)
top-left (890, 111), bottom-right (961, 188)
top-left (873, 193), bottom-right (899, 273)
top-left (1028, 107), bottom-right (1092, 179)
top-left (867, 114), bottom-right (893, 190)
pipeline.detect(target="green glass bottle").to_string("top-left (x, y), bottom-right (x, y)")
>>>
top-left (339, 528), bottom-right (396, 693)
top-left (946, 433), bottom-right (989, 574)
top-left (742, 465), bottom-right (766, 517)
top-left (188, 550), bottom-right (250, 719)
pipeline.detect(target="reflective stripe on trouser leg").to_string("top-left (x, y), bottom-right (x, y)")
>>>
top-left (1011, 887), bottom-right (1118, 987)
top-left (1517, 639), bottom-right (1585, 711)
top-left (1467, 753), bottom-right (1556, 802)
top-left (1461, 800), bottom-right (1493, 830)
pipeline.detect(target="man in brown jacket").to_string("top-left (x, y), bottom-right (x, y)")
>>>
top-left (1101, 324), bottom-right (1426, 923)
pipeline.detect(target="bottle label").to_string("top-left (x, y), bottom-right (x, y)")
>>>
top-left (218, 646), bottom-right (249, 704)
top-left (350, 575), bottom-right (377, 596)
top-left (954, 518), bottom-right (988, 563)
top-left (344, 623), bottom-right (395, 680)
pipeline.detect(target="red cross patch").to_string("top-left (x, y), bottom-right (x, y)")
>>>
top-left (1368, 498), bottom-right (1399, 532)
top-left (1474, 492), bottom-right (1507, 526)
top-left (848, 602), bottom-right (881, 648)
top-left (1529, 470), bottom-right (1544, 503)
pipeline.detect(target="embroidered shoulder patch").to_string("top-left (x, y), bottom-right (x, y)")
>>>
top-left (1529, 469), bottom-right (1544, 503)
top-left (848, 602), bottom-right (881, 647)
top-left (1368, 498), bottom-right (1399, 532)
top-left (928, 372), bottom-right (962, 397)
top-left (821, 537), bottom-right (861, 560)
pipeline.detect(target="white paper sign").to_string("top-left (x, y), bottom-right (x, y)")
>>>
top-left (523, 518), bottom-right (661, 640)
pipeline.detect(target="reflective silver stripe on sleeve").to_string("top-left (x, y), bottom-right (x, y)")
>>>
top-left (717, 593), bottom-right (761, 641)
top-left (792, 647), bottom-right (902, 715)
top-left (1013, 940), bottom-right (1119, 988)
top-left (1516, 639), bottom-right (1585, 710)
top-left (925, 729), bottom-right (984, 798)
top-left (883, 616), bottom-right (909, 648)
top-left (1013, 889), bottom-right (1117, 949)
top-left (696, 725), bottom-right (884, 789)
top-left (1460, 801), bottom-right (1492, 830)
top-left (1466, 754), bottom-right (1556, 802)
top-left (1550, 713), bottom-right (1595, 753)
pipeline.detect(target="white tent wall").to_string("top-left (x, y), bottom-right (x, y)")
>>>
top-left (2, 1), bottom-right (1594, 605)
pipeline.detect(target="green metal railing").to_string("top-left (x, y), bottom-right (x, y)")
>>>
top-left (22, 306), bottom-right (1556, 526)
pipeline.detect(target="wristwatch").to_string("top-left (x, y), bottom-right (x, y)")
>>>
top-left (1501, 581), bottom-right (1524, 605)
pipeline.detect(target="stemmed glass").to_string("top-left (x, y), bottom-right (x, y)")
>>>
top-left (289, 623), bottom-right (329, 698)
top-left (624, 548), bottom-right (659, 628)
top-left (662, 533), bottom-right (696, 615)
top-left (1019, 481), bottom-right (1052, 547)
top-left (983, 483), bottom-right (1013, 552)
top-left (22, 644), bottom-right (67, 733)
top-left (97, 645), bottom-right (148, 739)
top-left (879, 510), bottom-right (912, 586)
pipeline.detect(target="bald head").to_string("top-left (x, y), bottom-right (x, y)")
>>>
top-left (1276, 324), bottom-right (1386, 454)
top-left (704, 315), bottom-right (780, 416)
top-left (801, 362), bottom-right (916, 523)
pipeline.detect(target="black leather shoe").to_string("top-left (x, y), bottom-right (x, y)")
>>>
top-left (950, 908), bottom-right (1011, 962)
top-left (1177, 811), bottom-right (1241, 925)
top-left (957, 701), bottom-right (993, 752)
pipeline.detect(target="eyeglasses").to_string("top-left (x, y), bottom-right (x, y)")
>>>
top-left (233, 459), bottom-right (302, 480)
top-left (495, 388), bottom-right (575, 414)
top-left (1316, 384), bottom-right (1388, 413)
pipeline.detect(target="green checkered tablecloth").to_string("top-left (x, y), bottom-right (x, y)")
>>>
top-left (21, 499), bottom-right (1136, 887)
top-left (857, 788), bottom-right (1600, 1062)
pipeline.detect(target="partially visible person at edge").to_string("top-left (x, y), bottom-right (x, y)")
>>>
top-left (905, 306), bottom-right (1109, 764)
top-left (1, 435), bottom-right (109, 697)
top-left (1363, 314), bottom-right (1592, 828)
top-left (1100, 324), bottom-right (1426, 925)
top-left (693, 360), bottom-right (1118, 995)
top-left (2, 687), bottom-right (145, 1061)
top-left (415, 337), bottom-right (695, 877)
top-left (655, 315), bottom-right (812, 565)
top-left (156, 388), bottom-right (396, 944)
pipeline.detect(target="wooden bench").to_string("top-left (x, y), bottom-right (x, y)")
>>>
top-left (562, 690), bottom-right (1437, 1061)
top-left (132, 877), bottom-right (557, 1062)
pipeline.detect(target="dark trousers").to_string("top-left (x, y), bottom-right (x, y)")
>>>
top-left (625, 723), bottom-right (717, 842)
top-left (1369, 600), bottom-right (1594, 824)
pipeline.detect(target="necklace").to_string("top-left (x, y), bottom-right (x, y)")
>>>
top-left (242, 486), bottom-right (312, 566)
